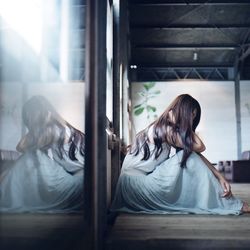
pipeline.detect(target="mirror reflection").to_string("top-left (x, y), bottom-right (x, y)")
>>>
top-left (0, 0), bottom-right (85, 249)
top-left (0, 0), bottom-right (85, 212)
top-left (1, 95), bottom-right (85, 212)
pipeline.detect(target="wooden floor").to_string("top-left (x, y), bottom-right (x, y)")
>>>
top-left (106, 184), bottom-right (250, 250)
top-left (0, 213), bottom-right (85, 250)
top-left (0, 184), bottom-right (249, 250)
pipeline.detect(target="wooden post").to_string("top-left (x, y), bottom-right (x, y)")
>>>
top-left (84, 0), bottom-right (107, 249)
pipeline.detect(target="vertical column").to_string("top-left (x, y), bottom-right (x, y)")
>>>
top-left (112, 0), bottom-right (121, 199)
top-left (120, 0), bottom-right (130, 145)
top-left (111, 0), bottom-right (130, 197)
top-left (60, 0), bottom-right (70, 82)
top-left (235, 69), bottom-right (242, 159)
top-left (84, 0), bottom-right (107, 250)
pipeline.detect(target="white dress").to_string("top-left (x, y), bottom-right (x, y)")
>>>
top-left (0, 144), bottom-right (84, 213)
top-left (111, 143), bottom-right (243, 215)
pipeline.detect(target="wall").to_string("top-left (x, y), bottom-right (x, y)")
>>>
top-left (27, 82), bottom-right (85, 131)
top-left (241, 81), bottom-right (250, 153)
top-left (0, 1), bottom-right (85, 151)
top-left (0, 82), bottom-right (23, 150)
top-left (0, 81), bottom-right (85, 151)
top-left (130, 80), bottom-right (250, 163)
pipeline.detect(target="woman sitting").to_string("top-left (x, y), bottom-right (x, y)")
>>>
top-left (111, 94), bottom-right (250, 214)
top-left (0, 95), bottom-right (85, 212)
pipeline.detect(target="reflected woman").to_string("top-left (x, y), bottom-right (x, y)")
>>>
top-left (111, 94), bottom-right (250, 214)
top-left (0, 95), bottom-right (85, 212)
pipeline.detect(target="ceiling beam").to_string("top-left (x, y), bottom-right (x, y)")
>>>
top-left (132, 67), bottom-right (231, 81)
top-left (129, 1), bottom-right (250, 6)
top-left (130, 65), bottom-right (233, 69)
top-left (130, 25), bottom-right (250, 29)
top-left (132, 45), bottom-right (238, 50)
top-left (239, 47), bottom-right (250, 61)
top-left (133, 64), bottom-right (233, 70)
top-left (131, 2), bottom-right (212, 34)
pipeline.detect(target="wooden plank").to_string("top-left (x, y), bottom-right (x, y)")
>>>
top-left (107, 184), bottom-right (250, 249)
top-left (0, 214), bottom-right (85, 250)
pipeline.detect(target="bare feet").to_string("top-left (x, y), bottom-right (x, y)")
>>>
top-left (242, 202), bottom-right (250, 213)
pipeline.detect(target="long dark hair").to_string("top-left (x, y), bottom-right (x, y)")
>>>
top-left (130, 94), bottom-right (201, 167)
top-left (17, 95), bottom-right (85, 161)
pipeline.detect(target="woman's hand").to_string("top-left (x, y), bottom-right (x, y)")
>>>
top-left (219, 177), bottom-right (232, 198)
top-left (199, 153), bottom-right (233, 199)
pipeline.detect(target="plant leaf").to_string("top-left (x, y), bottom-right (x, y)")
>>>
top-left (133, 104), bottom-right (142, 110)
top-left (144, 82), bottom-right (155, 90)
top-left (138, 91), bottom-right (146, 97)
top-left (134, 107), bottom-right (144, 116)
top-left (151, 90), bottom-right (161, 95)
top-left (143, 83), bottom-right (149, 91)
top-left (147, 94), bottom-right (156, 98)
top-left (147, 105), bottom-right (156, 112)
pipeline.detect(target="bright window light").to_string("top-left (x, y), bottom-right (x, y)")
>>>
top-left (0, 0), bottom-right (42, 53)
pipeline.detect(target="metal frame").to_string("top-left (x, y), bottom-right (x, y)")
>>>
top-left (129, 0), bottom-right (250, 6)
top-left (112, 0), bottom-right (121, 200)
top-left (133, 46), bottom-right (238, 50)
top-left (132, 67), bottom-right (232, 81)
top-left (84, 0), bottom-right (107, 249)
top-left (128, 0), bottom-right (250, 81)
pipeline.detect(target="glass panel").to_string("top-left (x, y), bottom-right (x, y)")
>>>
top-left (0, 0), bottom-right (86, 248)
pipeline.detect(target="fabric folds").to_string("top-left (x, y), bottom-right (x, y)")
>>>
top-left (111, 148), bottom-right (243, 215)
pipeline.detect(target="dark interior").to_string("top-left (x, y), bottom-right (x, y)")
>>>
top-left (129, 0), bottom-right (250, 81)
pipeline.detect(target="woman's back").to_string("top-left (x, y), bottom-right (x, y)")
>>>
top-left (121, 126), bottom-right (171, 176)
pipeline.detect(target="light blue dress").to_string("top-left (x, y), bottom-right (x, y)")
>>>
top-left (0, 144), bottom-right (84, 213)
top-left (111, 143), bottom-right (243, 215)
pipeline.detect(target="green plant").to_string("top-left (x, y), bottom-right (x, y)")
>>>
top-left (133, 82), bottom-right (160, 121)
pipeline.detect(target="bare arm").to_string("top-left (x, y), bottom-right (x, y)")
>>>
top-left (198, 153), bottom-right (232, 198)
top-left (199, 153), bottom-right (224, 180)
top-left (166, 127), bottom-right (206, 153)
top-left (167, 110), bottom-right (205, 152)
top-left (192, 132), bottom-right (206, 152)
top-left (16, 134), bottom-right (31, 152)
